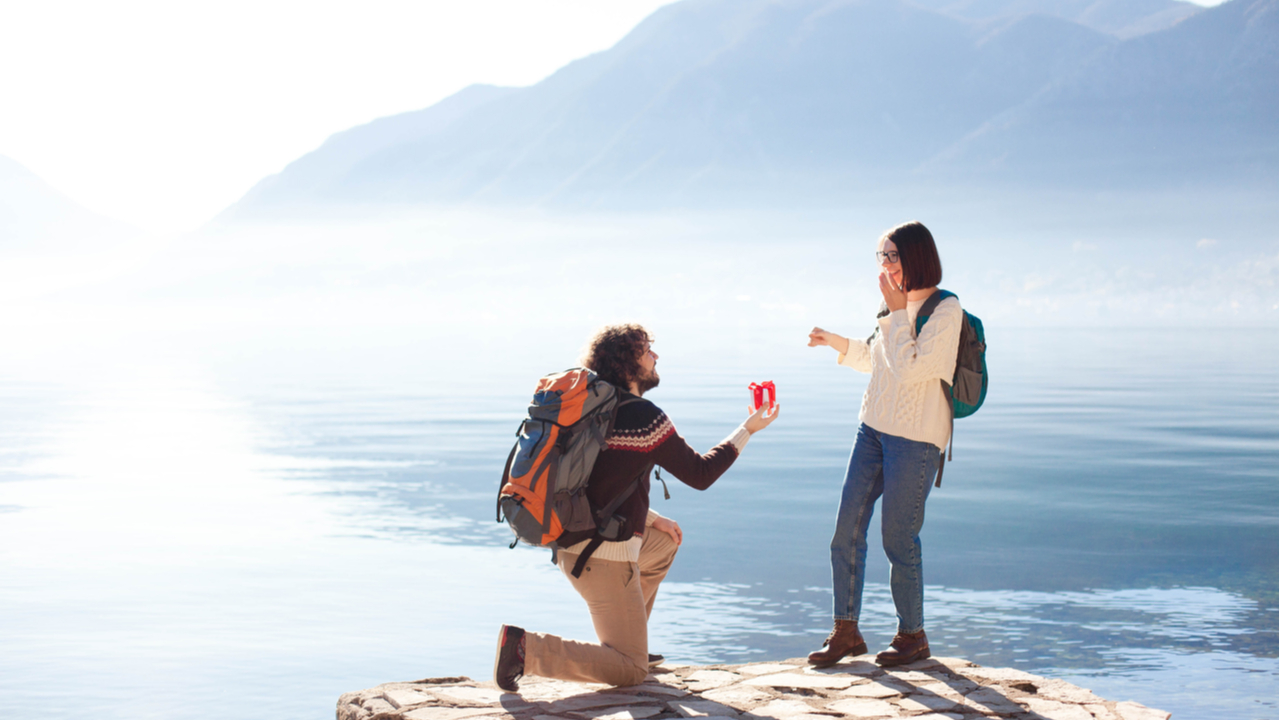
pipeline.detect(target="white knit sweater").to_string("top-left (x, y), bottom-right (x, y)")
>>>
top-left (837, 296), bottom-right (963, 451)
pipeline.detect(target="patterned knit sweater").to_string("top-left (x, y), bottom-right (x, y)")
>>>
top-left (837, 295), bottom-right (963, 451)
top-left (557, 391), bottom-right (750, 562)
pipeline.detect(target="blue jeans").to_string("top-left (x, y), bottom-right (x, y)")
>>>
top-left (830, 423), bottom-right (940, 633)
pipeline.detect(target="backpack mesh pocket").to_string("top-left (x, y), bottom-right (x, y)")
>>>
top-left (954, 365), bottom-right (984, 406)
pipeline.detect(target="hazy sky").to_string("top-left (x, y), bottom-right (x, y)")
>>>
top-left (1, 0), bottom-right (677, 234)
top-left (2, 0), bottom-right (1226, 235)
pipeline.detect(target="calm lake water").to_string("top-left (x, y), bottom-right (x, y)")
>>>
top-left (0, 320), bottom-right (1274, 720)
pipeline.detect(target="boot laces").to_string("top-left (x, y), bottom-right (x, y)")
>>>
top-left (822, 626), bottom-right (840, 647)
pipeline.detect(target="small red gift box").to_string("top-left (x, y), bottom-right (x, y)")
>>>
top-left (749, 381), bottom-right (777, 413)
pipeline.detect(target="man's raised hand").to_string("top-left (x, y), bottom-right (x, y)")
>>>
top-left (745, 401), bottom-right (780, 434)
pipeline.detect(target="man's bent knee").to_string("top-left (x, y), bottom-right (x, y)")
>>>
top-left (642, 527), bottom-right (679, 567)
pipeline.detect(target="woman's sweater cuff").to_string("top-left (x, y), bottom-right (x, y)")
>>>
top-left (838, 343), bottom-right (861, 367)
top-left (726, 425), bottom-right (751, 454)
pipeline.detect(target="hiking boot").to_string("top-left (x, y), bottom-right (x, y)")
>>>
top-left (648, 653), bottom-right (664, 667)
top-left (875, 629), bottom-right (930, 667)
top-left (806, 619), bottom-right (868, 667)
top-left (494, 625), bottom-right (526, 692)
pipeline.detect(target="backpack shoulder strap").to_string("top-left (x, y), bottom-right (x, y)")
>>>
top-left (570, 537), bottom-right (607, 578)
top-left (495, 441), bottom-right (519, 522)
top-left (568, 398), bottom-right (651, 578)
top-left (914, 289), bottom-right (957, 334)
top-left (569, 467), bottom-right (648, 578)
top-left (915, 289), bottom-right (959, 488)
top-left (603, 395), bottom-right (645, 440)
top-left (918, 289), bottom-right (944, 319)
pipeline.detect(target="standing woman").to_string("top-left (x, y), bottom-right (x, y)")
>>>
top-left (806, 221), bottom-right (962, 667)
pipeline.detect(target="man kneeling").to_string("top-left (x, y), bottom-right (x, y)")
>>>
top-left (495, 324), bottom-right (779, 690)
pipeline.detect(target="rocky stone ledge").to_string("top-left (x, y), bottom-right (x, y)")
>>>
top-left (337, 657), bottom-right (1170, 720)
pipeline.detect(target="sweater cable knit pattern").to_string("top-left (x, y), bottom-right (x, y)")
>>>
top-left (837, 296), bottom-right (963, 450)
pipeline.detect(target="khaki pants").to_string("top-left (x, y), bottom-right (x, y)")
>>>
top-left (524, 526), bottom-right (679, 687)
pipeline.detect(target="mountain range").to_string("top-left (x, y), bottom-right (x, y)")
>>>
top-left (0, 155), bottom-right (137, 249)
top-left (222, 0), bottom-right (1278, 220)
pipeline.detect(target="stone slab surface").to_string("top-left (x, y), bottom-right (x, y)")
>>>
top-left (882, 669), bottom-right (939, 684)
top-left (432, 687), bottom-right (516, 706)
top-left (573, 707), bottom-right (664, 720)
top-left (743, 672), bottom-right (855, 689)
top-left (667, 699), bottom-right (740, 718)
top-left (682, 671), bottom-right (742, 692)
top-left (825, 697), bottom-right (899, 716)
top-left (913, 681), bottom-right (966, 699)
top-left (402, 707), bottom-right (509, 720)
top-left (385, 689), bottom-right (436, 709)
top-left (838, 680), bottom-right (906, 698)
top-left (963, 686), bottom-right (1026, 714)
top-left (806, 659), bottom-right (881, 676)
top-left (336, 657), bottom-right (1171, 720)
top-left (735, 664), bottom-right (799, 676)
top-left (614, 684), bottom-right (689, 699)
top-left (898, 694), bottom-right (964, 713)
top-left (1021, 697), bottom-right (1096, 720)
top-left (519, 681), bottom-right (612, 703)
top-left (542, 693), bottom-right (658, 713)
top-left (1087, 703), bottom-right (1122, 720)
top-left (748, 699), bottom-right (833, 720)
top-left (697, 685), bottom-right (771, 708)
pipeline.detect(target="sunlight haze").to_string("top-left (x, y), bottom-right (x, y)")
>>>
top-left (0, 0), bottom-right (678, 234)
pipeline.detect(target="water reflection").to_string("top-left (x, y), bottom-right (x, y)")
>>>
top-left (0, 363), bottom-right (593, 719)
top-left (218, 327), bottom-right (1276, 720)
top-left (0, 364), bottom-right (336, 568)
top-left (648, 581), bottom-right (1277, 718)
top-left (0, 324), bottom-right (1274, 720)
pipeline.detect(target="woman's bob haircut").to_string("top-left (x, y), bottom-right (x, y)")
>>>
top-left (884, 221), bottom-right (942, 292)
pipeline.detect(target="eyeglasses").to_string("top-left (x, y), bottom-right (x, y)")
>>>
top-left (875, 250), bottom-right (900, 263)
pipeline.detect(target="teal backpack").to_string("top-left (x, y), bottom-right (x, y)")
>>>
top-left (917, 290), bottom-right (987, 485)
top-left (917, 290), bottom-right (987, 419)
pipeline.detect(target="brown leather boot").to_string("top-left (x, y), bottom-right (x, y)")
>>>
top-left (806, 620), bottom-right (868, 667)
top-left (875, 629), bottom-right (930, 666)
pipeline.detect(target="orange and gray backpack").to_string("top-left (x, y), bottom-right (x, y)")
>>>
top-left (496, 368), bottom-right (643, 577)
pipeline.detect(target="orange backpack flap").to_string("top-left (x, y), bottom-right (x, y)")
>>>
top-left (497, 368), bottom-right (621, 548)
top-left (531, 369), bottom-right (591, 426)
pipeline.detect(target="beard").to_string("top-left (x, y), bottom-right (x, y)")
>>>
top-left (635, 368), bottom-right (660, 395)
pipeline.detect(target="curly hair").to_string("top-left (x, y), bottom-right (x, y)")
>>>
top-left (580, 324), bottom-right (653, 390)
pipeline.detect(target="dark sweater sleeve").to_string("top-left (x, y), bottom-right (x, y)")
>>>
top-left (605, 397), bottom-right (742, 496)
top-left (650, 423), bottom-right (740, 491)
